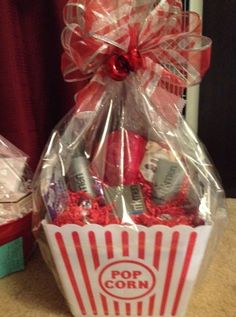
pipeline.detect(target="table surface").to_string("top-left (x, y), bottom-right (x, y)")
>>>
top-left (0, 199), bottom-right (235, 317)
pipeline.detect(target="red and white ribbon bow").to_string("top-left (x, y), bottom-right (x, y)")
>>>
top-left (61, 0), bottom-right (211, 118)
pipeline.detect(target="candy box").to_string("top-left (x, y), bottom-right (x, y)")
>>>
top-left (0, 212), bottom-right (33, 278)
top-left (0, 135), bottom-right (33, 278)
top-left (33, 1), bottom-right (227, 316)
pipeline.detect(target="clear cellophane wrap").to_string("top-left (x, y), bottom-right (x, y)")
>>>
top-left (33, 1), bottom-right (227, 316)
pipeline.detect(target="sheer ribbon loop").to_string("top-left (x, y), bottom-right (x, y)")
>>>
top-left (61, 0), bottom-right (211, 113)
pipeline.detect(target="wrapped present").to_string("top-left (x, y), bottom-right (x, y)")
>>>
top-left (33, 1), bottom-right (227, 316)
top-left (0, 135), bottom-right (33, 278)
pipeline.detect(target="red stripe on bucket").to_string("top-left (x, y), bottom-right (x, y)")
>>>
top-left (171, 232), bottom-right (197, 316)
top-left (125, 302), bottom-right (131, 315)
top-left (137, 301), bottom-right (143, 316)
top-left (114, 301), bottom-right (120, 315)
top-left (105, 231), bottom-right (114, 259)
top-left (72, 232), bottom-right (98, 315)
top-left (148, 294), bottom-right (155, 315)
top-left (122, 231), bottom-right (129, 256)
top-left (55, 232), bottom-right (86, 315)
top-left (138, 231), bottom-right (145, 259)
top-left (153, 232), bottom-right (163, 270)
top-left (160, 231), bottom-right (179, 316)
top-left (88, 231), bottom-right (100, 269)
top-left (100, 294), bottom-right (108, 315)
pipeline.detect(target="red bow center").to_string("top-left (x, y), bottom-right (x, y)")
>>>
top-left (106, 49), bottom-right (143, 81)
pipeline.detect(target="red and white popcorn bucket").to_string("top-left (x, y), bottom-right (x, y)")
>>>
top-left (43, 222), bottom-right (212, 317)
top-left (33, 1), bottom-right (227, 316)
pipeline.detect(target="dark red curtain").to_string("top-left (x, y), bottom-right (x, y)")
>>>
top-left (0, 0), bottom-right (77, 169)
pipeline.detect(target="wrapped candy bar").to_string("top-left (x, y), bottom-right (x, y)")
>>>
top-left (0, 135), bottom-right (33, 278)
top-left (33, 1), bottom-right (227, 316)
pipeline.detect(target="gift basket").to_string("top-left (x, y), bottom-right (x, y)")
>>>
top-left (0, 135), bottom-right (33, 278)
top-left (33, 1), bottom-right (227, 316)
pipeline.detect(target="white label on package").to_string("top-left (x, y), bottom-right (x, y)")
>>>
top-left (140, 141), bottom-right (175, 182)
